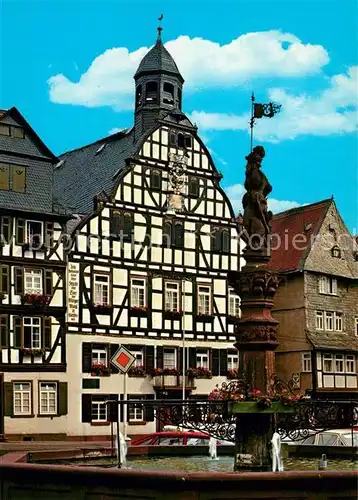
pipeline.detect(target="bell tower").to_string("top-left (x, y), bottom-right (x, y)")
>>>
top-left (134, 27), bottom-right (184, 138)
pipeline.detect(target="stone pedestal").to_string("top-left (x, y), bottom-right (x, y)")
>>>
top-left (229, 257), bottom-right (280, 471)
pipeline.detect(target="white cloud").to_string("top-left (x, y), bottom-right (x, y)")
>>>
top-left (225, 183), bottom-right (301, 215)
top-left (192, 66), bottom-right (358, 141)
top-left (48, 31), bottom-right (328, 109)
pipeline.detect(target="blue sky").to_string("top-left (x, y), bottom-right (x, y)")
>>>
top-left (1, 0), bottom-right (357, 231)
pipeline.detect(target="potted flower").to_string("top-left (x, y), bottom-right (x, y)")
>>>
top-left (91, 362), bottom-right (111, 376)
top-left (149, 367), bottom-right (163, 387)
top-left (186, 368), bottom-right (198, 380)
top-left (196, 312), bottom-right (214, 323)
top-left (163, 309), bottom-right (183, 320)
top-left (128, 365), bottom-right (147, 378)
top-left (21, 293), bottom-right (51, 307)
top-left (20, 347), bottom-right (46, 357)
top-left (130, 305), bottom-right (149, 317)
top-left (195, 367), bottom-right (212, 379)
top-left (227, 368), bottom-right (239, 380)
top-left (93, 302), bottom-right (112, 313)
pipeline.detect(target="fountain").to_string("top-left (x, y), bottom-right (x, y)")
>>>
top-left (208, 437), bottom-right (218, 460)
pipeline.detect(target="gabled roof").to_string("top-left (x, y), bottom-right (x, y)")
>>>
top-left (0, 107), bottom-right (57, 161)
top-left (54, 128), bottom-right (137, 214)
top-left (134, 30), bottom-right (184, 82)
top-left (270, 199), bottom-right (332, 273)
top-left (307, 331), bottom-right (358, 352)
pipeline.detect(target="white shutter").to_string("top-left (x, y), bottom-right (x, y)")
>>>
top-left (319, 276), bottom-right (325, 293)
top-left (332, 278), bottom-right (338, 295)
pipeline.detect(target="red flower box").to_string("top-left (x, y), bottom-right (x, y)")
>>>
top-left (21, 293), bottom-right (51, 306)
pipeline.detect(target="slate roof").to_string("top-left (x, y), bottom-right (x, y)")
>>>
top-left (307, 331), bottom-right (358, 352)
top-left (134, 31), bottom-right (184, 82)
top-left (54, 128), bottom-right (137, 214)
top-left (270, 199), bottom-right (332, 273)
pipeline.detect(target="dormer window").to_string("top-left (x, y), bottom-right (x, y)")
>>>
top-left (331, 245), bottom-right (341, 258)
top-left (136, 84), bottom-right (142, 106)
top-left (0, 124), bottom-right (24, 138)
top-left (145, 82), bottom-right (158, 103)
top-left (163, 82), bottom-right (174, 105)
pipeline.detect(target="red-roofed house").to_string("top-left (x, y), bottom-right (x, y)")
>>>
top-left (270, 198), bottom-right (358, 398)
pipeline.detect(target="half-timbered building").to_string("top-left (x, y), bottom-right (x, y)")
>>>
top-left (0, 107), bottom-right (69, 440)
top-left (54, 30), bottom-right (245, 438)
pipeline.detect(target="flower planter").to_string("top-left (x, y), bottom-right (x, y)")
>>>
top-left (92, 305), bottom-right (113, 315)
top-left (163, 375), bottom-right (178, 386)
top-left (20, 348), bottom-right (45, 357)
top-left (21, 294), bottom-right (51, 307)
top-left (229, 401), bottom-right (296, 415)
top-left (163, 310), bottom-right (183, 321)
top-left (196, 314), bottom-right (214, 323)
top-left (130, 307), bottom-right (149, 317)
top-left (179, 376), bottom-right (195, 388)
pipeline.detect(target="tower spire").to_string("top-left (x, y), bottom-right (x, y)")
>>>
top-left (157, 13), bottom-right (164, 41)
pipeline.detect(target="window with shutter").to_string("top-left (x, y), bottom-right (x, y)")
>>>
top-left (44, 269), bottom-right (53, 296)
top-left (81, 394), bottom-right (92, 423)
top-left (211, 349), bottom-right (219, 376)
top-left (16, 219), bottom-right (25, 245)
top-left (13, 316), bottom-right (23, 348)
top-left (156, 346), bottom-right (164, 369)
top-left (82, 343), bottom-right (93, 373)
top-left (110, 210), bottom-right (121, 238)
top-left (12, 166), bottom-right (26, 193)
top-left (211, 228), bottom-right (221, 252)
top-left (174, 222), bottom-right (184, 247)
top-left (14, 267), bottom-right (24, 295)
top-left (0, 265), bottom-right (9, 294)
top-left (188, 177), bottom-right (199, 197)
top-left (150, 170), bottom-right (161, 190)
top-left (39, 382), bottom-right (57, 415)
top-left (122, 213), bottom-right (133, 241)
top-left (0, 163), bottom-right (10, 190)
top-left (144, 395), bottom-right (155, 422)
top-left (144, 345), bottom-right (154, 372)
top-left (220, 350), bottom-right (228, 375)
top-left (58, 382), bottom-right (68, 416)
top-left (44, 222), bottom-right (54, 248)
top-left (43, 317), bottom-right (51, 349)
top-left (1, 216), bottom-right (12, 244)
top-left (222, 230), bottom-right (230, 253)
top-left (163, 221), bottom-right (172, 246)
top-left (0, 315), bottom-right (8, 347)
top-left (4, 382), bottom-right (14, 416)
top-left (109, 344), bottom-right (120, 373)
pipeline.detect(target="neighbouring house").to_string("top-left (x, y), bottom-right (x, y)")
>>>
top-left (271, 198), bottom-right (358, 399)
top-left (0, 107), bottom-right (71, 440)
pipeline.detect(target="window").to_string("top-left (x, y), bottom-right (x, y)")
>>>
top-left (174, 222), bottom-right (184, 247)
top-left (346, 355), bottom-right (356, 373)
top-left (316, 311), bottom-right (324, 330)
top-left (145, 81), bottom-right (158, 103)
top-left (132, 349), bottom-right (144, 367)
top-left (227, 352), bottom-right (239, 370)
top-left (319, 276), bottom-right (338, 295)
top-left (325, 312), bottom-right (334, 331)
top-left (12, 165), bottom-right (26, 193)
top-left (13, 382), bottom-right (31, 415)
top-left (91, 398), bottom-right (107, 422)
top-left (188, 177), bottom-right (199, 197)
top-left (0, 163), bottom-right (9, 190)
top-left (26, 220), bottom-right (43, 248)
top-left (0, 124), bottom-right (10, 136)
top-left (165, 282), bottom-right (180, 311)
top-left (110, 210), bottom-right (133, 241)
top-left (0, 315), bottom-right (8, 348)
top-left (163, 348), bottom-right (176, 369)
top-left (93, 274), bottom-right (110, 306)
top-left (211, 228), bottom-right (230, 253)
top-left (228, 288), bottom-right (240, 317)
top-left (163, 82), bottom-right (174, 104)
top-left (131, 278), bottom-right (146, 307)
top-left (39, 382), bottom-right (57, 415)
top-left (24, 268), bottom-right (42, 294)
top-left (150, 169), bottom-right (161, 190)
top-left (129, 396), bottom-right (144, 422)
top-left (335, 312), bottom-right (343, 332)
top-left (91, 347), bottom-right (107, 366)
top-left (177, 133), bottom-right (185, 148)
top-left (162, 221), bottom-right (184, 248)
top-left (23, 317), bottom-right (41, 348)
top-left (0, 265), bottom-right (9, 294)
top-left (196, 350), bottom-right (209, 369)
top-left (198, 285), bottom-right (211, 315)
top-left (136, 84), bottom-right (142, 106)
top-left (331, 246), bottom-right (341, 258)
top-left (12, 127), bottom-right (25, 139)
top-left (302, 352), bottom-right (312, 372)
top-left (0, 216), bottom-right (12, 244)
top-left (335, 354), bottom-right (344, 373)
top-left (323, 354), bottom-right (333, 372)
top-left (169, 132), bottom-right (177, 146)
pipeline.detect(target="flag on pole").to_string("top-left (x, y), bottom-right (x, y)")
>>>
top-left (253, 102), bottom-right (282, 119)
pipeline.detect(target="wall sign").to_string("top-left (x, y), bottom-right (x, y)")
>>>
top-left (67, 262), bottom-right (79, 323)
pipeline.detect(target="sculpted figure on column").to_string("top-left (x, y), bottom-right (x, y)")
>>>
top-left (242, 145), bottom-right (273, 250)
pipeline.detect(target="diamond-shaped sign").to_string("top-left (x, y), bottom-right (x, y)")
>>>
top-left (111, 345), bottom-right (135, 373)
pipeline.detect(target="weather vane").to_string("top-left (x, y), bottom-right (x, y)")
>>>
top-left (157, 13), bottom-right (164, 38)
top-left (249, 93), bottom-right (282, 151)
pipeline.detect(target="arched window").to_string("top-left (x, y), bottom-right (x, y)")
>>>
top-left (163, 221), bottom-right (172, 246)
top-left (151, 169), bottom-right (161, 190)
top-left (222, 230), bottom-right (230, 253)
top-left (163, 82), bottom-right (174, 105)
top-left (145, 81), bottom-right (158, 103)
top-left (174, 222), bottom-right (184, 247)
top-left (123, 212), bottom-right (133, 241)
top-left (178, 88), bottom-right (182, 108)
top-left (177, 133), bottom-right (185, 148)
top-left (136, 85), bottom-right (142, 106)
top-left (188, 177), bottom-right (199, 197)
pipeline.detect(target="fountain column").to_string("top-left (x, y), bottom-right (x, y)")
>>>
top-left (229, 146), bottom-right (280, 472)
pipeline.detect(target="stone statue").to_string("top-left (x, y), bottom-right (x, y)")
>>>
top-left (242, 146), bottom-right (273, 250)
